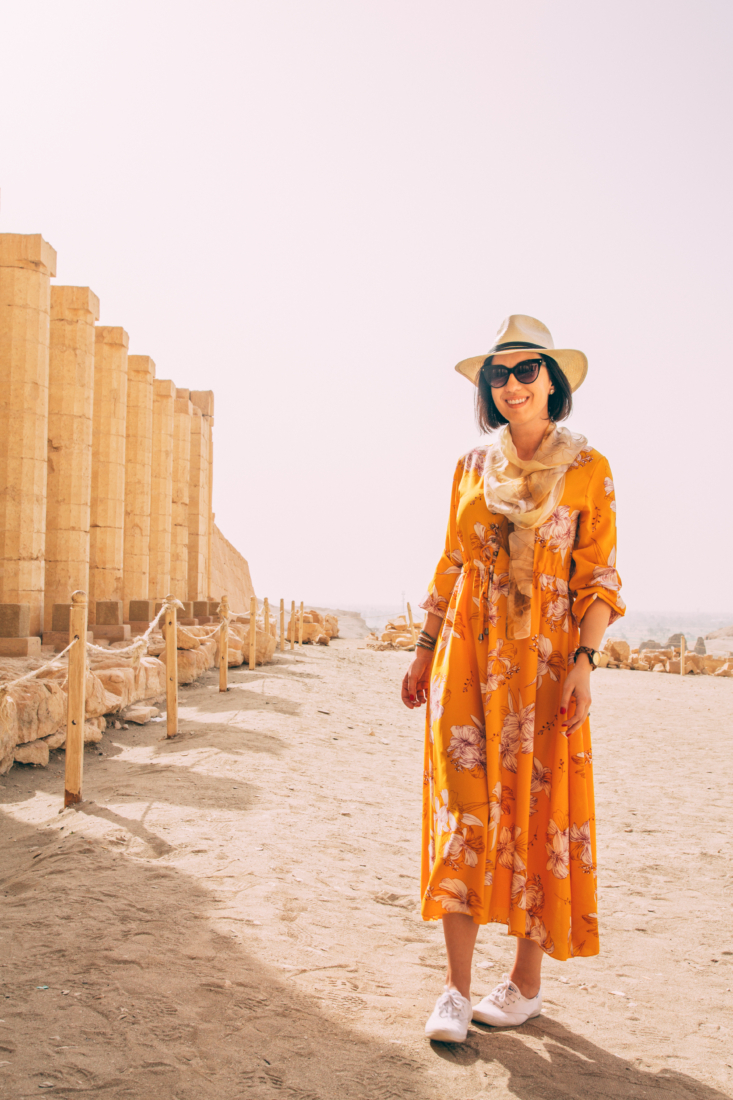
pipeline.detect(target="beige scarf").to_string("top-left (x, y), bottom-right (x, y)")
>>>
top-left (483, 423), bottom-right (587, 639)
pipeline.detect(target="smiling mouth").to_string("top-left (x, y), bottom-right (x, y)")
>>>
top-left (505, 396), bottom-right (530, 407)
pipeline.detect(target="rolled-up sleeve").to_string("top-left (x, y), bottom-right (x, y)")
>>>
top-left (419, 460), bottom-right (465, 620)
top-left (569, 456), bottom-right (625, 626)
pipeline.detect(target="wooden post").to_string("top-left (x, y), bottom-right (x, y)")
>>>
top-left (249, 595), bottom-right (257, 670)
top-left (218, 594), bottom-right (229, 692)
top-left (298, 601), bottom-right (304, 646)
top-left (164, 594), bottom-right (178, 738)
top-left (290, 600), bottom-right (295, 651)
top-left (680, 635), bottom-right (686, 676)
top-left (406, 601), bottom-right (417, 647)
top-left (263, 597), bottom-right (270, 640)
top-left (64, 590), bottom-right (88, 807)
top-left (279, 598), bottom-right (285, 652)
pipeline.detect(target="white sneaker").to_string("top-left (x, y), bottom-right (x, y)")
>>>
top-left (424, 987), bottom-right (473, 1042)
top-left (472, 974), bottom-right (542, 1027)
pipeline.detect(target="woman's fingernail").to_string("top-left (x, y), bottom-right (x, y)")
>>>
top-left (560, 707), bottom-right (566, 714)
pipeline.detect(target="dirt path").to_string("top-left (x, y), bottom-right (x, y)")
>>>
top-left (1, 641), bottom-right (731, 1099)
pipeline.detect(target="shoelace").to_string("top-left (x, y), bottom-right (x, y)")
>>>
top-left (437, 989), bottom-right (467, 1019)
top-left (488, 975), bottom-right (521, 1007)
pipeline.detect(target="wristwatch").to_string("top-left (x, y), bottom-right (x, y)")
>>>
top-left (573, 646), bottom-right (600, 670)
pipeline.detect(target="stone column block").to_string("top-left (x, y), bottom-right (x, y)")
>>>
top-left (95, 600), bottom-right (123, 625)
top-left (122, 355), bottom-right (155, 617)
top-left (149, 379), bottom-right (175, 601)
top-left (44, 286), bottom-right (100, 631)
top-left (191, 391), bottom-right (214, 599)
top-left (89, 326), bottom-right (129, 623)
top-left (0, 234), bottom-right (57, 636)
top-left (171, 388), bottom-right (192, 602)
top-left (187, 406), bottom-right (208, 602)
top-left (0, 603), bottom-right (30, 637)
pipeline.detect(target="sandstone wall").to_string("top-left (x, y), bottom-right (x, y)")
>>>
top-left (209, 524), bottom-right (255, 611)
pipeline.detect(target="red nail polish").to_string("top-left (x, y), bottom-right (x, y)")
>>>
top-left (560, 707), bottom-right (566, 714)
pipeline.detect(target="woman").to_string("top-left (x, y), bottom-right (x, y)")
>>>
top-left (402, 315), bottom-right (624, 1043)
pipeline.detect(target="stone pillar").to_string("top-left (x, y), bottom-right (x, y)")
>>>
top-left (122, 355), bottom-right (155, 618)
top-left (0, 234), bottom-right (57, 640)
top-left (44, 287), bottom-right (100, 632)
top-left (190, 391), bottom-right (214, 601)
top-left (171, 388), bottom-right (192, 603)
top-left (187, 407), bottom-right (207, 602)
top-left (149, 379), bottom-right (176, 601)
top-left (89, 326), bottom-right (129, 625)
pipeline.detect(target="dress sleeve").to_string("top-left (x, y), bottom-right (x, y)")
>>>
top-left (419, 460), bottom-right (465, 620)
top-left (569, 455), bottom-right (625, 626)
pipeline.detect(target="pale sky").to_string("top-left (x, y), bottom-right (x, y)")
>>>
top-left (1, 2), bottom-right (731, 615)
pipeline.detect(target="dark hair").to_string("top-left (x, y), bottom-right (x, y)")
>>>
top-left (475, 353), bottom-right (573, 433)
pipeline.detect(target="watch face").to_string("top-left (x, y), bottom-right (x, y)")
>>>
top-left (591, 650), bottom-right (600, 666)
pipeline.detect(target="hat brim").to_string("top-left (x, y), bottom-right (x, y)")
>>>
top-left (455, 348), bottom-right (588, 392)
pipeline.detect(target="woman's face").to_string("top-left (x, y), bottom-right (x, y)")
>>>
top-left (488, 350), bottom-right (553, 428)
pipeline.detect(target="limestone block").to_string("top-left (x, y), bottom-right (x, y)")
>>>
top-left (0, 604), bottom-right (30, 638)
top-left (44, 730), bottom-right (67, 750)
top-left (129, 600), bottom-right (155, 622)
top-left (193, 601), bottom-right (209, 618)
top-left (603, 638), bottom-right (630, 663)
top-left (89, 327), bottom-right (129, 622)
top-left (324, 615), bottom-right (339, 638)
top-left (51, 604), bottom-right (72, 632)
top-left (15, 740), bottom-right (50, 766)
top-left (123, 356), bottom-right (155, 617)
top-left (44, 286), bottom-right (99, 630)
top-left (123, 704), bottom-right (160, 724)
top-left (91, 625), bottom-right (131, 642)
top-left (4, 677), bottom-right (67, 745)
top-left (286, 620), bottom-right (324, 644)
top-left (190, 390), bottom-right (214, 417)
top-left (0, 234), bottom-right (57, 636)
top-left (131, 657), bottom-right (165, 703)
top-left (95, 667), bottom-right (137, 710)
top-left (308, 610), bottom-right (324, 625)
top-left (96, 601), bottom-right (124, 626)
top-left (208, 601), bottom-right (220, 616)
top-left (316, 634), bottom-right (329, 645)
top-left (149, 379), bottom-right (176, 600)
top-left (159, 645), bottom-right (210, 684)
top-left (84, 670), bottom-right (120, 719)
top-left (0, 638), bottom-right (42, 657)
top-left (84, 721), bottom-right (104, 743)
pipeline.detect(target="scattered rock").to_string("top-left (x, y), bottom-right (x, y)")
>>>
top-left (14, 740), bottom-right (50, 766)
top-left (122, 705), bottom-right (161, 725)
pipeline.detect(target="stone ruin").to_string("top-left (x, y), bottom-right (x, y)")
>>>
top-left (285, 609), bottom-right (339, 646)
top-left (601, 637), bottom-right (733, 676)
top-left (366, 615), bottom-right (424, 651)
top-left (0, 231), bottom-right (271, 772)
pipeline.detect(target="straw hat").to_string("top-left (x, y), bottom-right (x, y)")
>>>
top-left (455, 314), bottom-right (588, 392)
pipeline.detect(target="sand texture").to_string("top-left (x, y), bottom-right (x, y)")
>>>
top-left (0, 640), bottom-right (731, 1099)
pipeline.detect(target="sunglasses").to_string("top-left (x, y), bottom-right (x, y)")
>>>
top-left (483, 358), bottom-right (544, 389)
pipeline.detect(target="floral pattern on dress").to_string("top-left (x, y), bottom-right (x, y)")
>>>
top-left (421, 446), bottom-right (623, 960)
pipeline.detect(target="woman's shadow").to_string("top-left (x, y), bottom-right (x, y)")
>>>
top-left (431, 1014), bottom-right (728, 1099)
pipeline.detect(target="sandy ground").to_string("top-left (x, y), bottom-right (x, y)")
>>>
top-left (1, 637), bottom-right (732, 1100)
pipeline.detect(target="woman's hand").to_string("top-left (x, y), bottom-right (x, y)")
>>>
top-left (559, 657), bottom-right (592, 735)
top-left (401, 647), bottom-right (434, 709)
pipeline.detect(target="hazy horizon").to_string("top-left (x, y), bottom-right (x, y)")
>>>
top-left (1, 1), bottom-right (731, 617)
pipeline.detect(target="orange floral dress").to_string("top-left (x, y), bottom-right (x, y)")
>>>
top-left (419, 444), bottom-right (624, 960)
